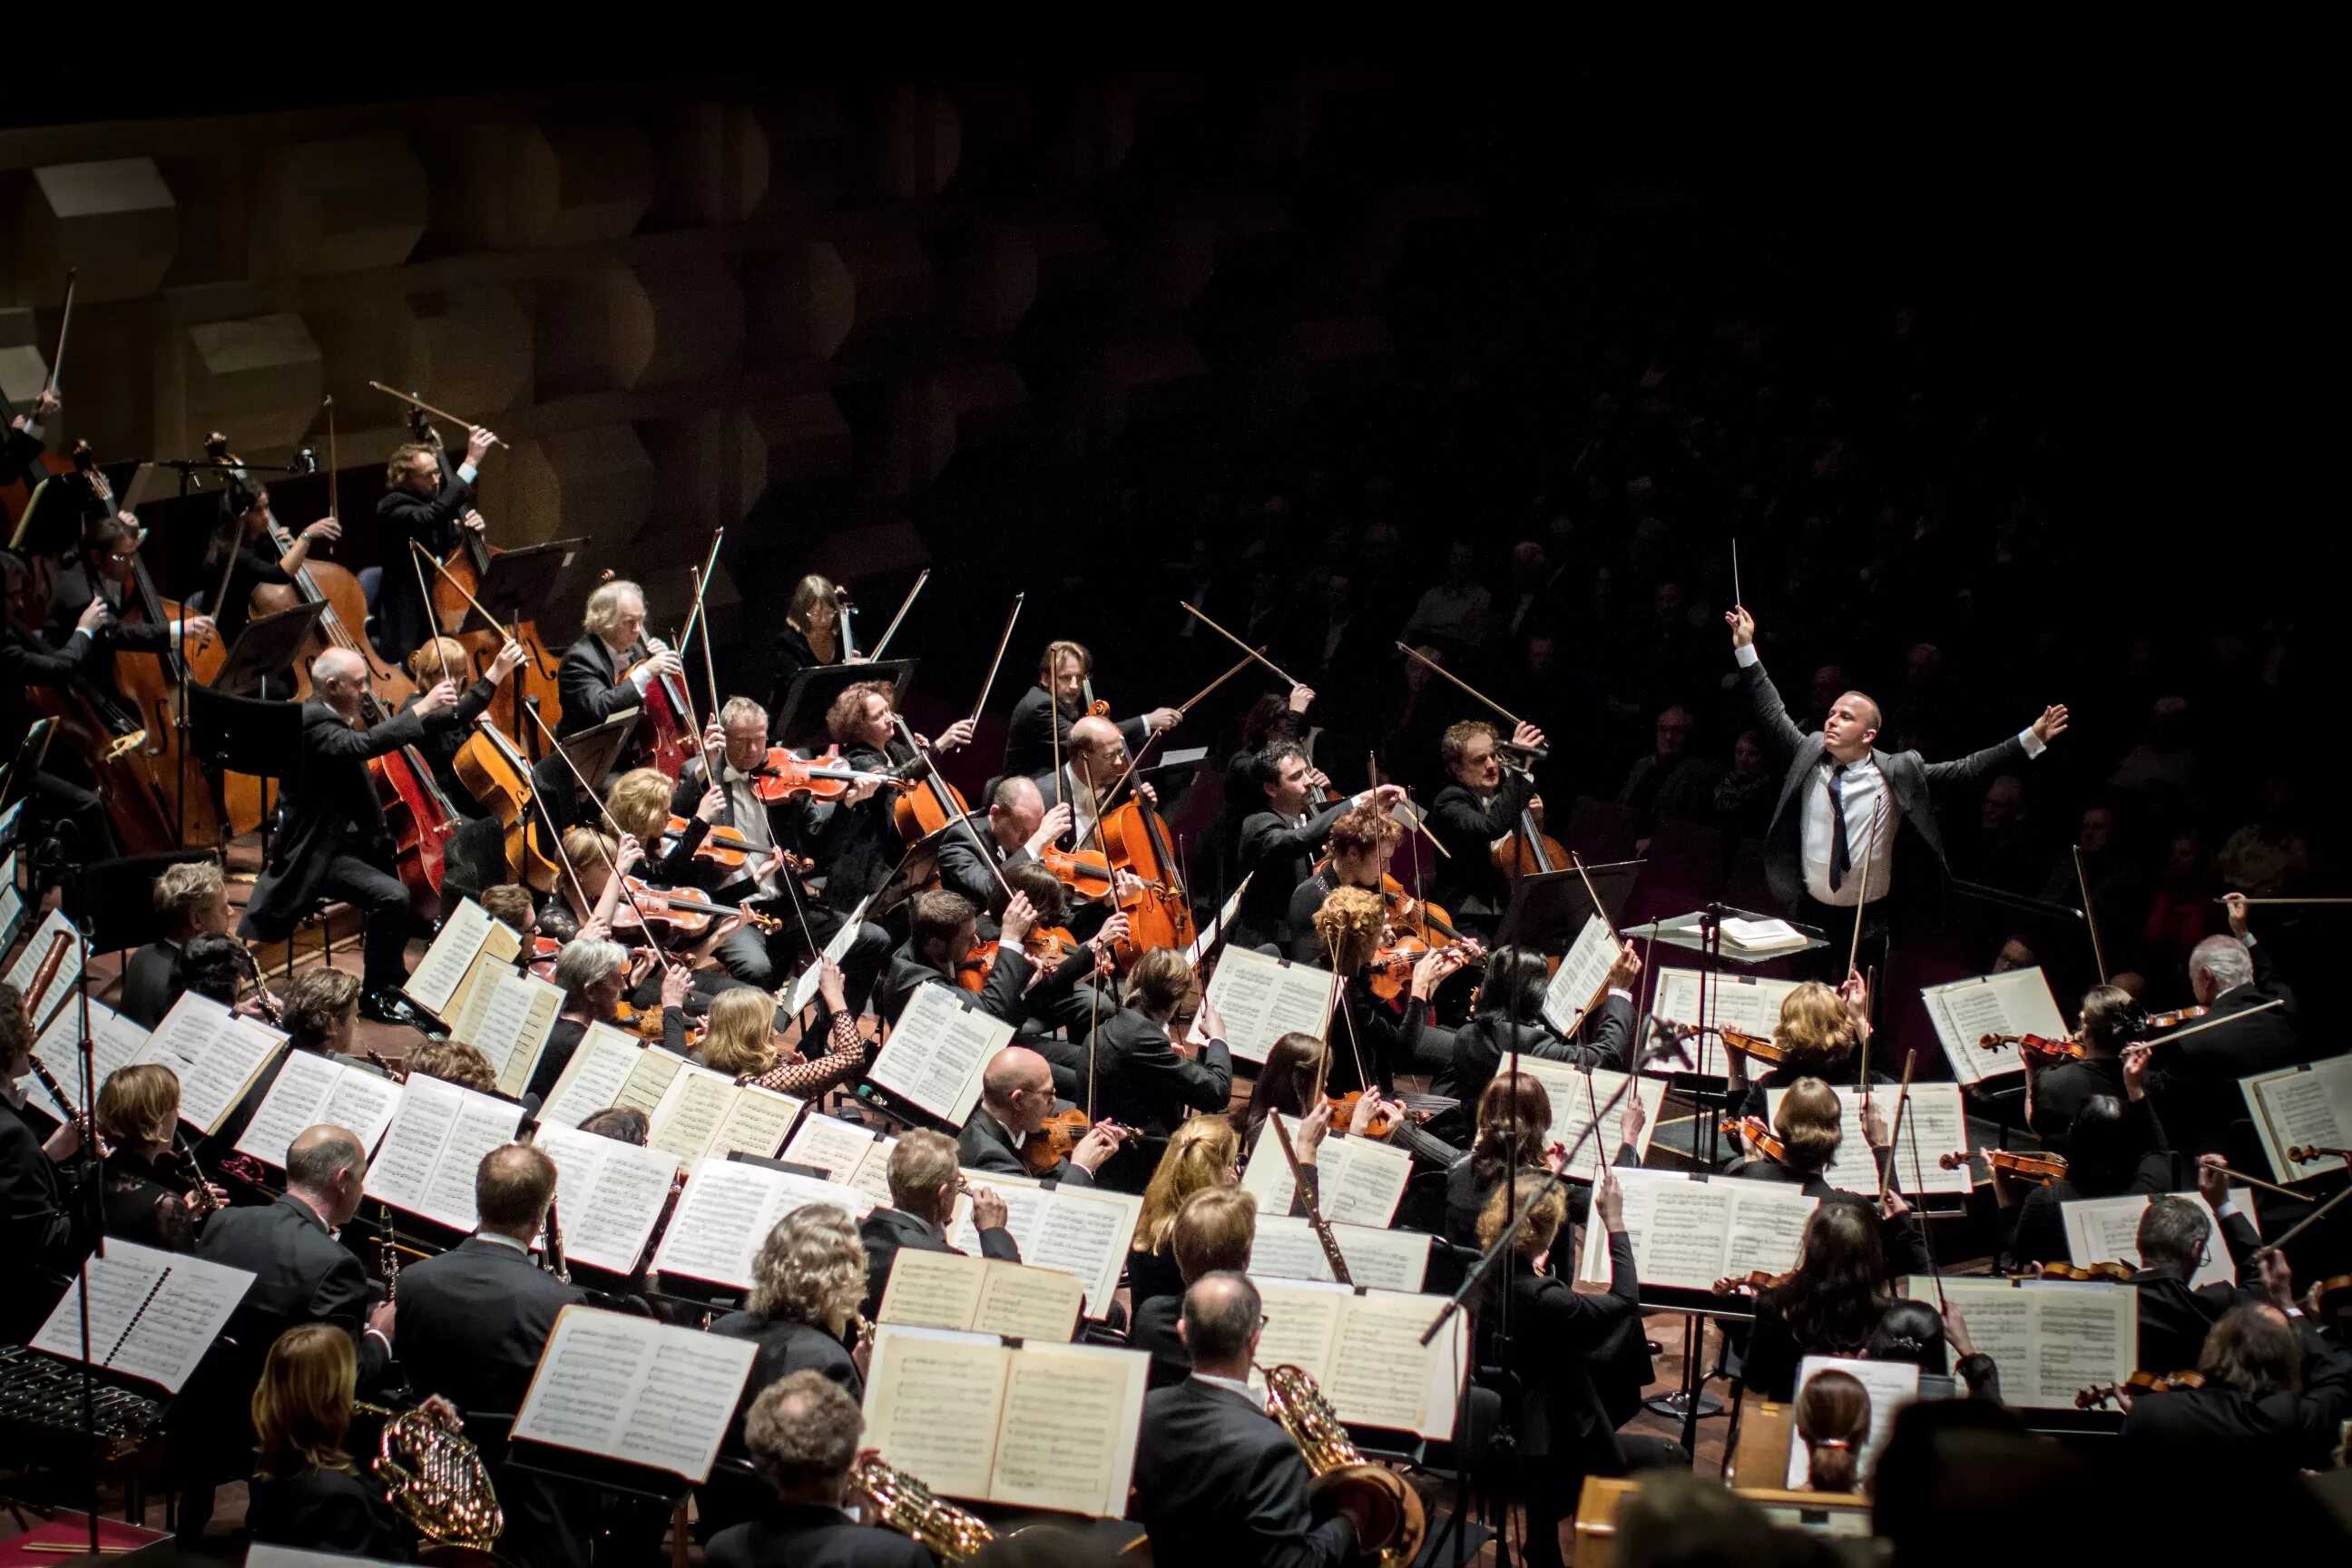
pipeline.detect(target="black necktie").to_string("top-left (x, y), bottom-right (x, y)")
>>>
top-left (1827, 762), bottom-right (1854, 892)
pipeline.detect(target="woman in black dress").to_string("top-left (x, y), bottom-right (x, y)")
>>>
top-left (245, 1323), bottom-right (409, 1561)
top-left (94, 1063), bottom-right (210, 1250)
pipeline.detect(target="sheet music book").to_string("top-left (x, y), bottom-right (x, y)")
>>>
top-left (1250, 1216), bottom-right (1432, 1292)
top-left (1760, 1083), bottom-right (1972, 1197)
top-left (405, 898), bottom-right (497, 1020)
top-left (1898, 1277), bottom-right (2136, 1408)
top-left (867, 984), bottom-right (1012, 1125)
top-left (29, 1240), bottom-right (254, 1394)
top-left (1511, 1061), bottom-right (1669, 1182)
top-left (448, 968), bottom-right (563, 1100)
top-left (947, 1170), bottom-right (1144, 1319)
top-left (5, 907), bottom-right (82, 1035)
top-left (1919, 967), bottom-right (2067, 1086)
top-left (1240, 1122), bottom-right (1413, 1227)
top-left (1201, 946), bottom-right (1338, 1064)
top-left (234, 1051), bottom-right (403, 1167)
top-left (1782, 1356), bottom-right (1921, 1488)
top-left (1539, 915), bottom-right (1619, 1036)
top-left (364, 1073), bottom-right (531, 1231)
top-left (23, 996), bottom-right (150, 1124)
top-left (2241, 1056), bottom-right (2352, 1182)
top-left (861, 1326), bottom-right (1149, 1516)
top-left (137, 993), bottom-right (287, 1135)
top-left (643, 1064), bottom-right (805, 1168)
top-left (651, 1158), bottom-right (872, 1289)
top-left (1576, 1169), bottom-right (1818, 1292)
top-left (2061, 1190), bottom-right (2252, 1293)
top-left (533, 1122), bottom-right (681, 1276)
top-left (443, 920), bottom-right (525, 1041)
top-left (1189, 877), bottom-right (1250, 966)
top-left (513, 1305), bottom-right (757, 1483)
top-left (780, 1117), bottom-right (898, 1207)
top-left (1650, 968), bottom-right (1806, 1046)
top-left (0, 850), bottom-right (22, 953)
top-left (1251, 1279), bottom-right (1467, 1439)
top-left (785, 893), bottom-right (873, 1017)
top-left (539, 1024), bottom-right (687, 1131)
top-left (878, 1249), bottom-right (1087, 1343)
top-left (1722, 916), bottom-right (1807, 956)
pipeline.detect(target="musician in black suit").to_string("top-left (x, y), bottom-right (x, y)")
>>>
top-left (2120, 1255), bottom-right (2352, 1470)
top-left (799, 680), bottom-right (975, 918)
top-left (2132, 1176), bottom-right (2264, 1375)
top-left (2, 387), bottom-right (57, 486)
top-left (554, 575), bottom-right (673, 742)
top-left (2026, 984), bottom-right (2143, 1148)
top-left (856, 1131), bottom-right (1020, 1318)
top-left (42, 514), bottom-right (215, 705)
top-left (956, 1045), bottom-right (1122, 1185)
top-left (1436, 942), bottom-right (1642, 1112)
top-left (2, 549), bottom-right (115, 857)
top-left (876, 888), bottom-right (1035, 1030)
top-left (1000, 637), bottom-right (1176, 782)
top-left (1087, 947), bottom-right (1233, 1142)
top-left (238, 642), bottom-right (521, 1024)
top-left (1426, 716), bottom-right (1550, 928)
top-left (371, 425), bottom-right (492, 662)
top-left (932, 774), bottom-right (1060, 917)
top-left (2145, 894), bottom-right (2311, 1161)
top-left (119, 860), bottom-right (230, 1029)
top-left (1229, 743), bottom-right (1402, 953)
top-left (1724, 605), bottom-right (2068, 964)
top-left (1132, 1270), bottom-right (1364, 1568)
top-left (1725, 1077), bottom-right (1933, 1281)
top-left (0, 982), bottom-right (95, 1343)
top-left (706, 1371), bottom-right (929, 1568)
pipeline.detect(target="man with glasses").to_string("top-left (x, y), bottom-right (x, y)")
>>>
top-left (2130, 1158), bottom-right (2265, 1375)
top-left (44, 514), bottom-right (214, 693)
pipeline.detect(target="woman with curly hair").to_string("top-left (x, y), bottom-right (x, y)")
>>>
top-left (712, 1204), bottom-right (871, 1447)
top-left (1312, 884), bottom-right (1466, 1093)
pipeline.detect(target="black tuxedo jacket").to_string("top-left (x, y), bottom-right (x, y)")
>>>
top-left (1738, 657), bottom-right (2024, 910)
top-left (877, 939), bottom-right (1030, 1031)
top-left (956, 1107), bottom-right (1094, 1187)
top-left (44, 563), bottom-right (169, 657)
top-left (373, 466), bottom-right (476, 659)
top-left (1001, 683), bottom-right (1147, 783)
top-left (707, 1504), bottom-right (931, 1568)
top-left (240, 681), bottom-right (494, 935)
top-left (2130, 1208), bottom-right (2263, 1372)
top-left (1231, 797), bottom-right (1355, 949)
top-left (858, 1205), bottom-right (1019, 1318)
top-left (0, 1103), bottom-right (94, 1341)
top-left (932, 810), bottom-right (1036, 916)
top-left (709, 1309), bottom-right (860, 1455)
top-left (1133, 1377), bottom-right (1357, 1568)
top-left (0, 420), bottom-right (44, 487)
top-left (1, 619), bottom-right (94, 750)
top-left (1427, 768), bottom-right (1536, 916)
top-left (2120, 1318), bottom-right (2352, 1469)
top-left (2146, 940), bottom-right (2311, 1159)
top-left (195, 1192), bottom-right (390, 1391)
top-left (395, 1235), bottom-right (581, 1416)
top-left (119, 939), bottom-right (180, 1030)
top-left (554, 632), bottom-right (643, 740)
top-left (1087, 1006), bottom-right (1233, 1137)
top-left (1436, 995), bottom-right (1633, 1110)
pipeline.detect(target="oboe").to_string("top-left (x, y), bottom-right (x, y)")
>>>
top-left (544, 1194), bottom-right (572, 1284)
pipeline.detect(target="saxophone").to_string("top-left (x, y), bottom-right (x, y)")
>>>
top-left (848, 1455), bottom-right (996, 1563)
top-left (356, 1401), bottom-right (504, 1555)
top-left (1258, 1363), bottom-right (1426, 1568)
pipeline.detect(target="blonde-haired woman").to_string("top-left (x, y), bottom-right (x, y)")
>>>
top-left (1726, 970), bottom-right (1879, 1122)
top-left (245, 1324), bottom-right (408, 1559)
top-left (694, 965), bottom-right (868, 1101)
top-left (1128, 1114), bottom-right (1240, 1310)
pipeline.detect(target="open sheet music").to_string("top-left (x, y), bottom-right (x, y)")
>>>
top-left (1252, 1280), bottom-right (1466, 1438)
top-left (1512, 1062), bottom-right (1668, 1181)
top-left (878, 1249), bottom-right (1087, 1342)
top-left (1920, 967), bottom-right (2067, 1086)
top-left (651, 1159), bottom-right (872, 1289)
top-left (867, 984), bottom-right (1012, 1124)
top-left (1782, 1356), bottom-right (1921, 1488)
top-left (2241, 1056), bottom-right (2352, 1182)
top-left (780, 1117), bottom-right (897, 1208)
top-left (948, 1170), bottom-right (1143, 1319)
top-left (2062, 1190), bottom-right (2251, 1292)
top-left (539, 1025), bottom-right (687, 1131)
top-left (1761, 1083), bottom-right (1971, 1197)
top-left (513, 1306), bottom-right (757, 1483)
top-left (1650, 968), bottom-right (1805, 1052)
top-left (5, 906), bottom-right (80, 1034)
top-left (405, 898), bottom-right (498, 1020)
top-left (1240, 1121), bottom-right (1413, 1227)
top-left (235, 1051), bottom-right (403, 1167)
top-left (861, 1326), bottom-right (1149, 1515)
top-left (30, 1240), bottom-right (253, 1394)
top-left (24, 996), bottom-right (149, 1124)
top-left (534, 1122), bottom-right (681, 1276)
top-left (448, 968), bottom-right (563, 1100)
top-left (1577, 1169), bottom-right (1818, 1291)
top-left (1900, 1277), bottom-right (2136, 1407)
top-left (1539, 915), bottom-right (1619, 1036)
top-left (1250, 1216), bottom-right (1432, 1292)
top-left (1202, 946), bottom-right (1338, 1064)
top-left (785, 892), bottom-right (872, 1018)
top-left (138, 993), bottom-right (287, 1135)
top-left (443, 920), bottom-right (525, 1041)
top-left (644, 1064), bottom-right (804, 1167)
top-left (364, 1073), bottom-right (530, 1230)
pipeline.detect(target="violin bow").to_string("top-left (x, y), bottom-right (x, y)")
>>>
top-left (2075, 846), bottom-right (2108, 983)
top-left (1902, 1108), bottom-right (1946, 1313)
top-left (521, 701), bottom-right (683, 984)
top-left (368, 381), bottom-right (506, 448)
top-left (1570, 852), bottom-right (1622, 943)
top-left (2220, 896), bottom-right (2352, 906)
top-left (1177, 601), bottom-right (1307, 691)
top-left (865, 569), bottom-right (931, 663)
top-left (326, 394), bottom-right (338, 526)
top-left (2256, 1178), bottom-right (2352, 1257)
top-left (1173, 644), bottom-right (1263, 719)
top-left (2136, 998), bottom-right (2285, 1047)
top-left (1369, 745), bottom-right (1448, 862)
top-left (43, 269), bottom-right (75, 401)
top-left (1877, 1050), bottom-right (1916, 1204)
top-left (690, 564), bottom-right (723, 727)
top-left (1394, 641), bottom-right (1530, 731)
top-left (1857, 965), bottom-right (1877, 1092)
top-left (674, 528), bottom-right (726, 681)
top-left (412, 542), bottom-right (517, 642)
top-left (1321, 929), bottom-right (1375, 1096)
top-left (968, 593), bottom-right (1024, 729)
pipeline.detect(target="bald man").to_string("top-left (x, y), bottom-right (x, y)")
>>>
top-left (1034, 714), bottom-right (1157, 852)
top-left (240, 640), bottom-right (525, 1024)
top-left (956, 1044), bottom-right (1124, 1185)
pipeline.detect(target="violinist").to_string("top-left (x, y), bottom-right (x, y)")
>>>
top-left (238, 639), bottom-right (526, 1027)
top-left (372, 425), bottom-right (495, 662)
top-left (1994, 1044), bottom-right (2173, 1269)
top-left (1726, 1077), bottom-right (1930, 1278)
top-left (1444, 1073), bottom-right (1573, 1248)
top-left (1725, 972), bottom-right (1884, 1122)
top-left (1735, 1200), bottom-right (1903, 1401)
top-left (1, 549), bottom-right (116, 858)
top-left (1229, 742), bottom-right (1405, 953)
top-left (936, 775), bottom-right (1096, 922)
top-left (528, 937), bottom-right (692, 1102)
top-left (480, 883), bottom-right (543, 959)
top-left (765, 573), bottom-right (854, 718)
top-left (1240, 1030), bottom-right (1406, 1159)
top-left (2128, 1161), bottom-right (2266, 1374)
top-left (1001, 638), bottom-right (1178, 782)
top-left (993, 859), bottom-right (1127, 1050)
top-left (94, 1063), bottom-right (208, 1251)
top-left (1088, 949), bottom-right (1234, 1153)
top-left (554, 576), bottom-right (679, 744)
top-left (608, 764), bottom-right (768, 977)
top-left (0, 979), bottom-right (95, 1345)
top-left (2143, 892), bottom-right (2305, 1161)
top-left (957, 1044), bottom-right (1123, 1186)
top-left (1426, 717), bottom-right (1550, 928)
top-left (1312, 885), bottom-right (1469, 1093)
top-left (696, 972), bottom-right (870, 1102)
top-left (399, 636), bottom-right (485, 814)
top-left (877, 887), bottom-right (1038, 1030)
top-left (805, 679), bottom-right (973, 916)
top-left (1436, 940), bottom-right (1642, 1112)
top-left (2119, 1252), bottom-right (2352, 1470)
top-left (1, 386), bottom-right (58, 485)
top-left (1285, 802), bottom-right (1400, 963)
top-left (2023, 985), bottom-right (2162, 1151)
top-left (201, 477), bottom-right (339, 652)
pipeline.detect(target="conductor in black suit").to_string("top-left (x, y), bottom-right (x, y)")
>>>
top-left (556, 576), bottom-right (677, 742)
top-left (956, 1044), bottom-right (1124, 1185)
top-left (857, 1130), bottom-right (1021, 1318)
top-left (2146, 894), bottom-right (2312, 1161)
top-left (372, 424), bottom-right (493, 662)
top-left (238, 642), bottom-right (523, 1025)
top-left (706, 1371), bottom-right (929, 1568)
top-left (1725, 604), bottom-right (2068, 965)
top-left (2132, 1178), bottom-right (2263, 1375)
top-left (395, 1142), bottom-right (590, 1568)
top-left (1132, 1270), bottom-right (1365, 1568)
top-left (999, 637), bottom-right (1178, 782)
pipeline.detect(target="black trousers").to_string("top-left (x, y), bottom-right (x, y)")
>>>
top-left (326, 851), bottom-right (415, 992)
top-left (1793, 892), bottom-right (1889, 984)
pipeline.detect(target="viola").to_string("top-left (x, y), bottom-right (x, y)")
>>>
top-left (1019, 1111), bottom-right (1133, 1177)
top-left (1366, 936), bottom-right (1479, 1004)
top-left (1039, 845), bottom-right (1113, 901)
top-left (2143, 1004), bottom-right (2209, 1030)
top-left (2034, 1259), bottom-right (2136, 1284)
top-left (1980, 1031), bottom-right (2084, 1064)
top-left (1717, 1025), bottom-right (1790, 1066)
top-left (1379, 878), bottom-right (1463, 945)
top-left (746, 746), bottom-right (907, 805)
top-left (1713, 1268), bottom-right (1797, 1296)
top-left (1974, 1148), bottom-right (2069, 1185)
top-left (1720, 1115), bottom-right (1787, 1163)
top-left (612, 999), bottom-right (707, 1048)
top-left (2076, 1370), bottom-right (2206, 1409)
top-left (664, 813), bottom-right (754, 870)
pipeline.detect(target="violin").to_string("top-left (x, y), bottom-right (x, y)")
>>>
top-left (663, 813), bottom-right (757, 870)
top-left (746, 746), bottom-right (908, 804)
top-left (2076, 1370), bottom-right (2206, 1409)
top-left (2034, 1259), bottom-right (2135, 1283)
top-left (1378, 878), bottom-right (1463, 946)
top-left (2142, 1004), bottom-right (2209, 1029)
top-left (1323, 1091), bottom-right (1428, 1140)
top-left (1039, 845), bottom-right (1113, 901)
top-left (1717, 1025), bottom-right (1789, 1066)
top-left (1980, 1031), bottom-right (2084, 1064)
top-left (957, 926), bottom-right (1086, 993)
top-left (1365, 936), bottom-right (1479, 1004)
top-left (1720, 1115), bottom-right (1788, 1162)
top-left (1957, 1148), bottom-right (2069, 1184)
top-left (1713, 1268), bottom-right (1797, 1296)
top-left (1020, 1111), bottom-right (1133, 1177)
top-left (612, 998), bottom-right (708, 1048)
top-left (611, 877), bottom-right (784, 940)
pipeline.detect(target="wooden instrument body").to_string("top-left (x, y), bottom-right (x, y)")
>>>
top-left (624, 653), bottom-right (694, 779)
top-left (29, 674), bottom-right (181, 855)
top-left (1097, 798), bottom-right (1195, 966)
top-left (353, 689), bottom-right (457, 923)
top-left (429, 531), bottom-right (563, 743)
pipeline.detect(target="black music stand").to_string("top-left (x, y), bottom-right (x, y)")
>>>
top-left (449, 539), bottom-right (582, 635)
top-left (0, 718), bottom-right (59, 815)
top-left (555, 709), bottom-right (641, 787)
top-left (64, 849), bottom-right (217, 955)
top-left (772, 658), bottom-right (917, 750)
top-left (211, 602), bottom-right (326, 697)
top-left (6, 472), bottom-right (93, 557)
top-left (1494, 859), bottom-right (1643, 952)
top-left (188, 682), bottom-right (303, 865)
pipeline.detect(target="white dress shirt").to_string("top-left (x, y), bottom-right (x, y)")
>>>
top-left (1192, 1370), bottom-right (1269, 1413)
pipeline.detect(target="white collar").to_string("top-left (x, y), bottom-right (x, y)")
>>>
top-left (1191, 1372), bottom-right (1267, 1412)
top-left (473, 1231), bottom-right (531, 1255)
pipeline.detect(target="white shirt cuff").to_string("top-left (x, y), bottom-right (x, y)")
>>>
top-left (365, 1328), bottom-right (392, 1351)
top-left (629, 663), bottom-right (656, 693)
top-left (167, 620), bottom-right (183, 641)
top-left (2213, 1197), bottom-right (2239, 1220)
top-left (2018, 727), bottom-right (2046, 760)
top-left (1607, 987), bottom-right (1633, 1004)
top-left (458, 461), bottom-right (479, 485)
top-left (1734, 643), bottom-right (1759, 669)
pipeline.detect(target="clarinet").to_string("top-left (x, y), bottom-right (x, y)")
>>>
top-left (544, 1194), bottom-right (573, 1284)
top-left (167, 1141), bottom-right (225, 1216)
top-left (25, 1057), bottom-right (92, 1150)
top-left (380, 1202), bottom-right (402, 1305)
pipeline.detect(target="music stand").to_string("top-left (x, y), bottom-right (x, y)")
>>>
top-left (555, 709), bottom-right (640, 788)
top-left (0, 796), bottom-right (24, 856)
top-left (450, 539), bottom-right (582, 635)
top-left (772, 658), bottom-right (917, 750)
top-left (6, 472), bottom-right (95, 556)
top-left (1495, 860), bottom-right (1643, 952)
top-left (189, 681), bottom-right (303, 864)
top-left (211, 602), bottom-right (327, 696)
top-left (63, 849), bottom-right (217, 955)
top-left (0, 718), bottom-right (59, 815)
